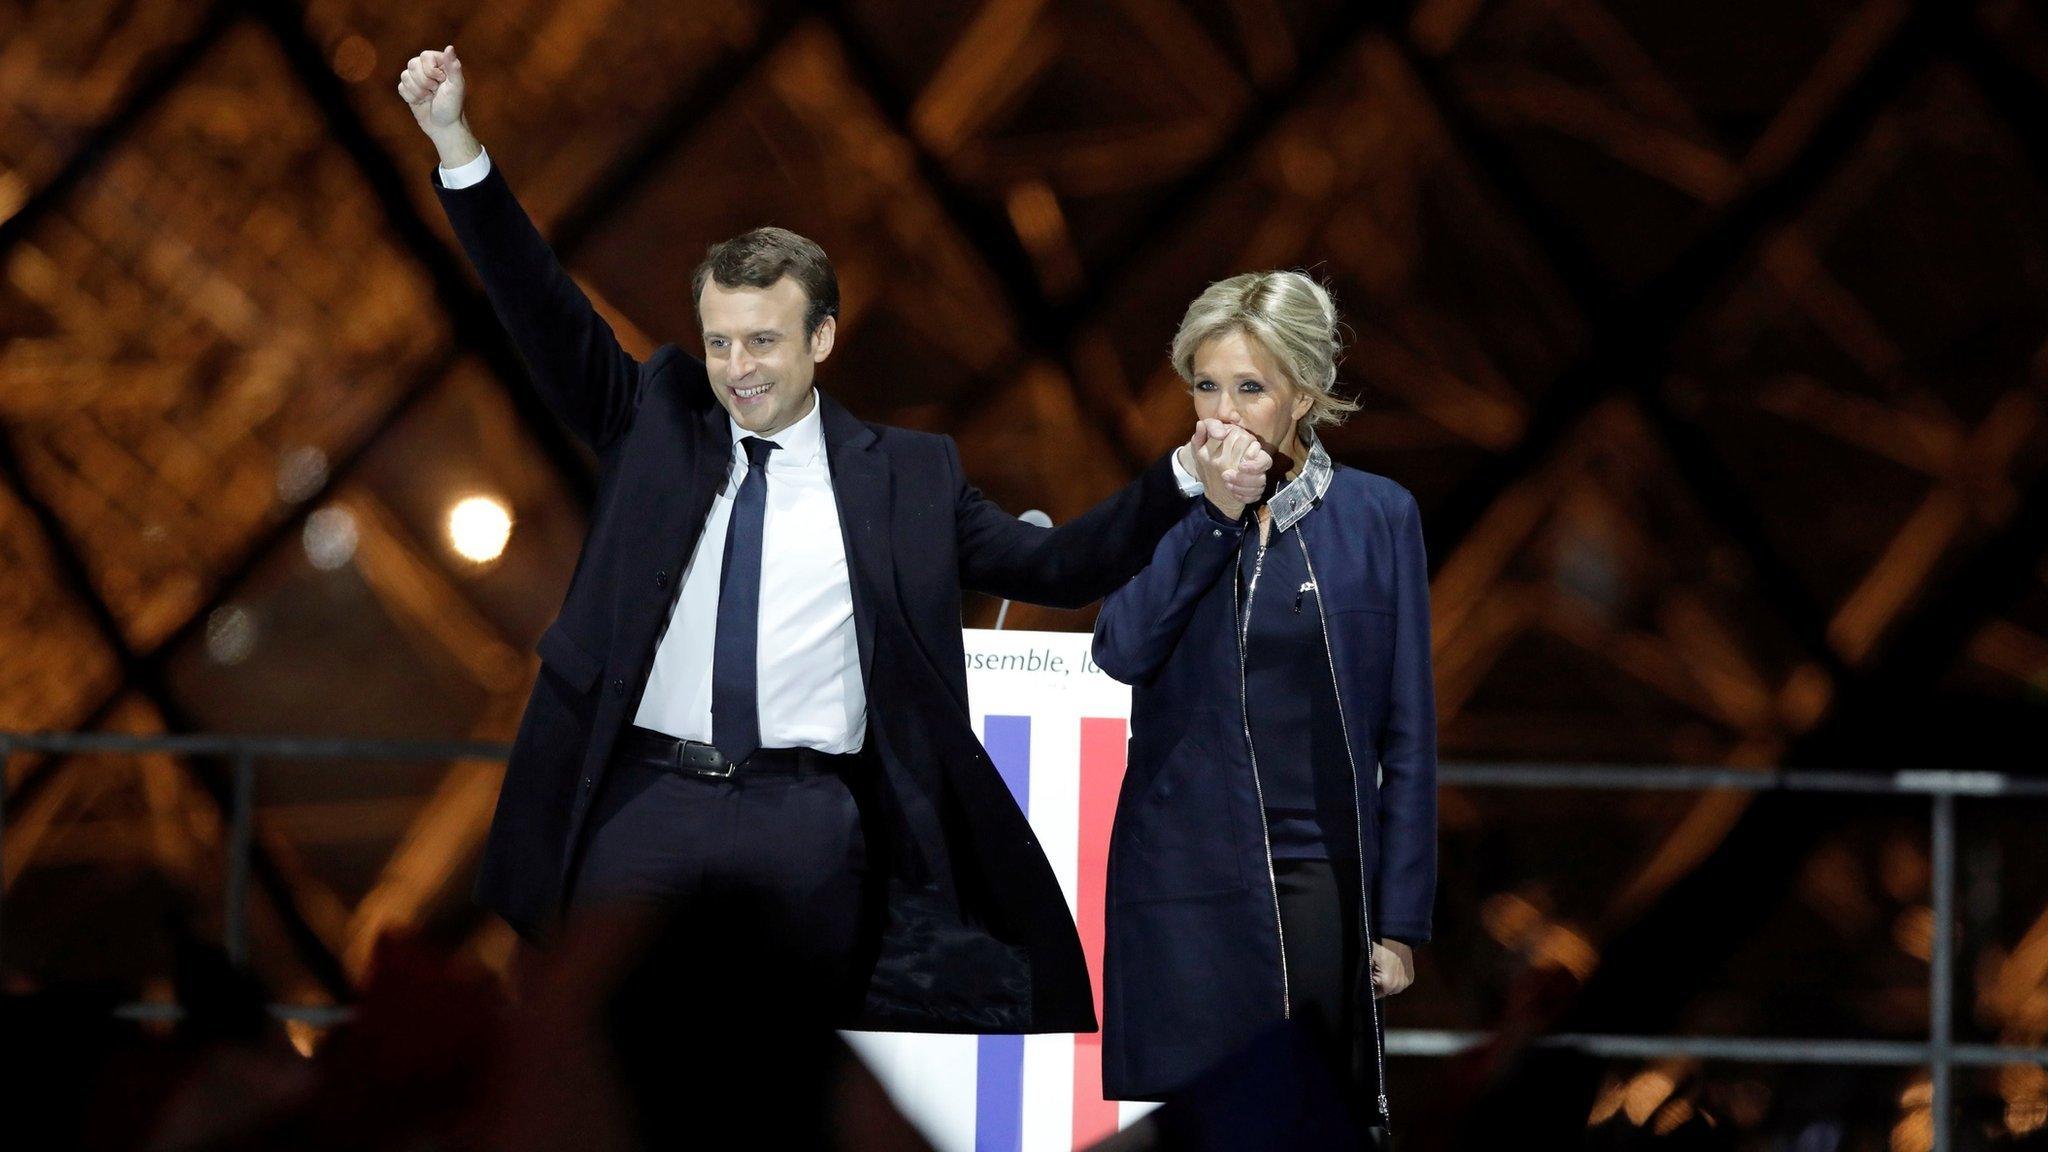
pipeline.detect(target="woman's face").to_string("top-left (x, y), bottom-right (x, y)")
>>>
top-left (1189, 329), bottom-right (1313, 460)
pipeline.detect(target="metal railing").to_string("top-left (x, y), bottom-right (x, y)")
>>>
top-left (5, 735), bottom-right (2048, 1147)
top-left (0, 732), bottom-right (508, 981)
top-left (1408, 762), bottom-right (2048, 1149)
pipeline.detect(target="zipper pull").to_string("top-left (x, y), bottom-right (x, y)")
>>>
top-left (1294, 580), bottom-right (1314, 613)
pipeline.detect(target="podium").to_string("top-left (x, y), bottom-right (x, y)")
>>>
top-left (844, 629), bottom-right (1159, 1152)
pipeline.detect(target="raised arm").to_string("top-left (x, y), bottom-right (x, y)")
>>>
top-left (954, 420), bottom-right (1268, 609)
top-left (398, 46), bottom-right (643, 450)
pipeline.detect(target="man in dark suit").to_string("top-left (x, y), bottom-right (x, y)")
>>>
top-left (397, 47), bottom-right (1262, 1032)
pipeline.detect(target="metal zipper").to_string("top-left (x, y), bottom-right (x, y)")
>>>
top-left (1234, 520), bottom-right (1291, 1019)
top-left (1295, 529), bottom-right (1393, 1129)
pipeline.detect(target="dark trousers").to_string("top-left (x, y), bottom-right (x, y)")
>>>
top-left (1275, 857), bottom-right (1385, 1126)
top-left (567, 738), bottom-right (876, 1005)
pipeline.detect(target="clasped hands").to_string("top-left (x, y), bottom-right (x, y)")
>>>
top-left (1178, 419), bottom-right (1274, 520)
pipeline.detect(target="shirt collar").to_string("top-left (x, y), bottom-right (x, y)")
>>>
top-left (1266, 429), bottom-right (1333, 534)
top-left (727, 388), bottom-right (826, 468)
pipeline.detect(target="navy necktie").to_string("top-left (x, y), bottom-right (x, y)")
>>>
top-left (712, 435), bottom-right (778, 766)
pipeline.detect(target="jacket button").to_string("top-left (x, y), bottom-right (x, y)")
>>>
top-left (610, 678), bottom-right (627, 696)
top-left (1211, 528), bottom-right (1223, 538)
top-left (581, 775), bottom-right (594, 793)
top-left (654, 569), bottom-right (669, 588)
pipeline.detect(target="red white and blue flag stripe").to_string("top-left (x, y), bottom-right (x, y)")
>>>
top-left (845, 630), bottom-right (1159, 1151)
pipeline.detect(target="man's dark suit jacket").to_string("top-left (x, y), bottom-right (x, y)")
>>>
top-left (435, 164), bottom-right (1188, 1033)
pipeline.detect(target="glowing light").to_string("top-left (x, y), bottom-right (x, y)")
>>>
top-left (204, 605), bottom-right (259, 666)
top-left (448, 495), bottom-right (513, 563)
top-left (1623, 1070), bottom-right (1676, 1126)
top-left (303, 506), bottom-right (358, 571)
top-left (1537, 923), bottom-right (1600, 980)
top-left (1892, 1111), bottom-right (1932, 1152)
top-left (1587, 1076), bottom-right (1628, 1125)
top-left (284, 1018), bottom-right (320, 1058)
top-left (2009, 1099), bottom-right (2048, 1137)
top-left (1652, 1098), bottom-right (1694, 1136)
top-left (1894, 1074), bottom-right (1934, 1152)
top-left (1478, 892), bottom-right (1598, 978)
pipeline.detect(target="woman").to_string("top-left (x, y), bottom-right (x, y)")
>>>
top-left (1094, 271), bottom-right (1437, 1141)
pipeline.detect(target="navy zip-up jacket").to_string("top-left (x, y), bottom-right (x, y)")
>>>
top-left (1091, 464), bottom-right (1438, 1098)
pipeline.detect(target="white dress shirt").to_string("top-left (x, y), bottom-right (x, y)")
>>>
top-left (438, 147), bottom-right (494, 189)
top-left (632, 389), bottom-right (867, 752)
top-left (442, 150), bottom-right (864, 751)
top-left (1171, 447), bottom-right (1204, 497)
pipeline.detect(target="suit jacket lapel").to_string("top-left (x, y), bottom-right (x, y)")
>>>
top-left (819, 392), bottom-right (890, 687)
top-left (669, 400), bottom-right (730, 566)
top-left (634, 398), bottom-right (728, 638)
top-left (694, 399), bottom-right (732, 487)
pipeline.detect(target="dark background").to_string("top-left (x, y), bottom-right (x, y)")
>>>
top-left (4, 1), bottom-right (2048, 1147)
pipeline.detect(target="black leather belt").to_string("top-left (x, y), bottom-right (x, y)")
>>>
top-left (615, 725), bottom-right (861, 779)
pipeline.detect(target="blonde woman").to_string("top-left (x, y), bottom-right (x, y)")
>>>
top-left (1094, 272), bottom-right (1438, 1143)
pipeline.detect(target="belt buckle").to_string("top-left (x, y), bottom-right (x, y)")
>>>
top-left (674, 740), bottom-right (737, 778)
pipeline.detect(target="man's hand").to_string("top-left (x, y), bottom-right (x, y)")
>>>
top-left (397, 45), bottom-right (482, 169)
top-left (1183, 419), bottom-right (1270, 519)
top-left (1371, 940), bottom-right (1415, 998)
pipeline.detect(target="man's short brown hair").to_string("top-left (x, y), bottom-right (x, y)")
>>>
top-left (691, 227), bottom-right (840, 339)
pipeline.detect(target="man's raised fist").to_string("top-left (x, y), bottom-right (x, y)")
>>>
top-left (397, 46), bottom-right (466, 135)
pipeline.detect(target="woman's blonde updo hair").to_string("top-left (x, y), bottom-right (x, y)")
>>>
top-left (1170, 270), bottom-right (1359, 437)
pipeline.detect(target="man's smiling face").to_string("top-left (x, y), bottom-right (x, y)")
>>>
top-left (698, 275), bottom-right (836, 437)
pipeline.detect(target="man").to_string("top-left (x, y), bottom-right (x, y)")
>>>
top-left (396, 47), bottom-right (1267, 1032)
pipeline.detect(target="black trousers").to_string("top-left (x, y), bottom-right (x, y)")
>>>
top-left (567, 738), bottom-right (876, 1003)
top-left (1275, 857), bottom-right (1386, 1128)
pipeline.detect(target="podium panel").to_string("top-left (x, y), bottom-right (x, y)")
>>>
top-left (844, 629), bottom-right (1159, 1151)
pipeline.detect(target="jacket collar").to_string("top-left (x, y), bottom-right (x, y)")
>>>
top-left (817, 388), bottom-right (879, 452)
top-left (1266, 429), bottom-right (1332, 534)
top-left (817, 391), bottom-right (886, 687)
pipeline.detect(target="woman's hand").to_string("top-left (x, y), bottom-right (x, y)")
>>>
top-left (1371, 940), bottom-right (1415, 998)
top-left (1186, 419), bottom-right (1271, 518)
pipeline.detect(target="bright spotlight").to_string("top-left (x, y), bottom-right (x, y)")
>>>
top-left (447, 495), bottom-right (513, 563)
